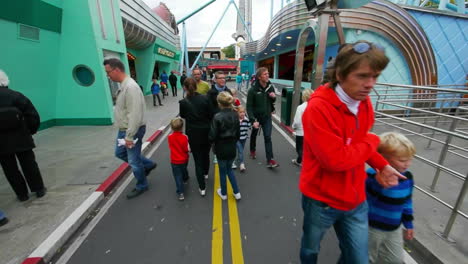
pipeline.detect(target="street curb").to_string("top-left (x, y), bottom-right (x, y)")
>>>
top-left (272, 113), bottom-right (294, 137)
top-left (21, 125), bottom-right (168, 264)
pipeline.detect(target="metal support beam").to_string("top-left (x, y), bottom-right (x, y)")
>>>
top-left (290, 1), bottom-right (346, 123)
top-left (442, 170), bottom-right (468, 238)
top-left (330, 0), bottom-right (345, 44)
top-left (290, 19), bottom-right (318, 123)
top-left (271, 0), bottom-right (274, 21)
top-left (179, 22), bottom-right (186, 74)
top-left (311, 12), bottom-right (331, 90)
top-left (430, 118), bottom-right (459, 191)
top-left (177, 0), bottom-right (216, 24)
top-left (183, 23), bottom-right (190, 76)
top-left (189, 1), bottom-right (233, 72)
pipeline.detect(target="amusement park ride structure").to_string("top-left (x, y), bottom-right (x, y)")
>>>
top-left (291, 0), bottom-right (372, 123)
top-left (177, 0), bottom-right (254, 76)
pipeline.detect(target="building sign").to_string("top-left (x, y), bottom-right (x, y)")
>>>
top-left (154, 45), bottom-right (175, 59)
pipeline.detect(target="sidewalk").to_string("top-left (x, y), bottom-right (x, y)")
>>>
top-left (0, 93), bottom-right (181, 264)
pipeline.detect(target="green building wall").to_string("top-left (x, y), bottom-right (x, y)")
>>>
top-left (0, 0), bottom-right (62, 127)
top-left (130, 38), bottom-right (181, 95)
top-left (54, 0), bottom-right (127, 126)
top-left (128, 46), bottom-right (155, 95)
top-left (0, 0), bottom-right (180, 129)
top-left (153, 38), bottom-right (181, 93)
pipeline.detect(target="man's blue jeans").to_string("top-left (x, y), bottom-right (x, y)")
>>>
top-left (300, 195), bottom-right (369, 264)
top-left (115, 126), bottom-right (155, 191)
top-left (218, 159), bottom-right (240, 195)
top-left (236, 139), bottom-right (246, 164)
top-left (258, 115), bottom-right (273, 162)
top-left (171, 163), bottom-right (188, 194)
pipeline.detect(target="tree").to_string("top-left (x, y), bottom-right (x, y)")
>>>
top-left (222, 44), bottom-right (235, 58)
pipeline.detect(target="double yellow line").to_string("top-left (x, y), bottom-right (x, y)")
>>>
top-left (211, 164), bottom-right (244, 264)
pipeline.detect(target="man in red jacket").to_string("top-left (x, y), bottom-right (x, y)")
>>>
top-left (299, 41), bottom-right (405, 264)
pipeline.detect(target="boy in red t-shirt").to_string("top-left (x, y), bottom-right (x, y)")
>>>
top-left (168, 118), bottom-right (190, 201)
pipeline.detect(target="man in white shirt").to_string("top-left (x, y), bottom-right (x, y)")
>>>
top-left (104, 58), bottom-right (156, 199)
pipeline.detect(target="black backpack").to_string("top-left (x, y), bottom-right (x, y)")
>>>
top-left (0, 106), bottom-right (23, 132)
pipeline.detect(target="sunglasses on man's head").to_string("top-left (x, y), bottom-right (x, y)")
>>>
top-left (352, 42), bottom-right (385, 54)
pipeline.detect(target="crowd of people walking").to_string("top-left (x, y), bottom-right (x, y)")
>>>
top-left (1, 40), bottom-right (416, 264)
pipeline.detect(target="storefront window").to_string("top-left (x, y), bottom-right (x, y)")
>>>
top-left (258, 57), bottom-right (274, 77)
top-left (278, 45), bottom-right (314, 81)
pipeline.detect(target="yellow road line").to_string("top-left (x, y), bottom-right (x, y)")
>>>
top-left (227, 178), bottom-right (244, 264)
top-left (212, 164), bottom-right (223, 263)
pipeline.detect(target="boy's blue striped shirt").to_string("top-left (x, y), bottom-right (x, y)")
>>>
top-left (366, 168), bottom-right (414, 231)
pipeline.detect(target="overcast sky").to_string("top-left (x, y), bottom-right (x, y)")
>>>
top-left (142, 0), bottom-right (290, 48)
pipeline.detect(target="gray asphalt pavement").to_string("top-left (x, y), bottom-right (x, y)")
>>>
top-left (0, 93), bottom-right (181, 264)
top-left (61, 117), bottom-right (340, 264)
top-left (1, 83), bottom-right (466, 264)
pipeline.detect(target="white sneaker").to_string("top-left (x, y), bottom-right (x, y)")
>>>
top-left (240, 163), bottom-right (246, 172)
top-left (199, 188), bottom-right (206, 196)
top-left (204, 174), bottom-right (209, 180)
top-left (217, 188), bottom-right (227, 200)
top-left (232, 162), bottom-right (237, 169)
top-left (234, 192), bottom-right (241, 200)
top-left (291, 159), bottom-right (302, 167)
top-left (213, 156), bottom-right (218, 164)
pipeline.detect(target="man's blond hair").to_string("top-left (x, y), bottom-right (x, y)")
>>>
top-left (378, 132), bottom-right (416, 158)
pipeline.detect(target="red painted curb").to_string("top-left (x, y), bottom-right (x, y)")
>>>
top-left (95, 128), bottom-right (164, 196)
top-left (20, 128), bottom-right (167, 264)
top-left (280, 123), bottom-right (294, 135)
top-left (22, 257), bottom-right (45, 264)
top-left (146, 129), bottom-right (162, 144)
top-left (96, 163), bottom-right (130, 196)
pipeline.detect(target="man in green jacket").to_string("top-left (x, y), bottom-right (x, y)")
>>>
top-left (246, 67), bottom-right (279, 168)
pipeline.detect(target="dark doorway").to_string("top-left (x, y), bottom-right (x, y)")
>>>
top-left (127, 52), bottom-right (137, 82)
top-left (278, 45), bottom-right (314, 81)
top-left (152, 62), bottom-right (160, 80)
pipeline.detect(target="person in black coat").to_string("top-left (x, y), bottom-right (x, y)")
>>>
top-left (206, 71), bottom-right (231, 115)
top-left (169, 71), bottom-right (178, 97)
top-left (179, 77), bottom-right (213, 196)
top-left (180, 71), bottom-right (187, 98)
top-left (208, 92), bottom-right (241, 200)
top-left (0, 70), bottom-right (46, 201)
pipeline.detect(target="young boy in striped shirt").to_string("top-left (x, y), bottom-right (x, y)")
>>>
top-left (366, 132), bottom-right (416, 264)
top-left (235, 106), bottom-right (250, 172)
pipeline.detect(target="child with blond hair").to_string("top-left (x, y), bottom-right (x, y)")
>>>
top-left (291, 88), bottom-right (313, 166)
top-left (168, 118), bottom-right (190, 201)
top-left (229, 88), bottom-right (241, 108)
top-left (234, 106), bottom-right (250, 172)
top-left (366, 132), bottom-right (416, 264)
top-left (209, 92), bottom-right (241, 200)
